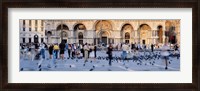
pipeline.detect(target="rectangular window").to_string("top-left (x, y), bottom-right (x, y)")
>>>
top-left (35, 27), bottom-right (37, 31)
top-left (23, 38), bottom-right (25, 43)
top-left (29, 28), bottom-right (31, 31)
top-left (29, 38), bottom-right (31, 43)
top-left (41, 38), bottom-right (44, 43)
top-left (29, 20), bottom-right (31, 26)
top-left (23, 28), bottom-right (25, 31)
top-left (41, 28), bottom-right (43, 31)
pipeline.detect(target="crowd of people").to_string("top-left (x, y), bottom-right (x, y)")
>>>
top-left (20, 39), bottom-right (180, 70)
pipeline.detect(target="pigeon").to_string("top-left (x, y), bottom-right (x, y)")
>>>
top-left (89, 68), bottom-right (93, 71)
top-left (38, 65), bottom-right (41, 68)
top-left (20, 68), bottom-right (23, 71)
top-left (39, 68), bottom-right (42, 71)
top-left (69, 65), bottom-right (71, 68)
top-left (165, 67), bottom-right (168, 70)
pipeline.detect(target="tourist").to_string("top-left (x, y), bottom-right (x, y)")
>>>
top-left (53, 43), bottom-right (59, 59)
top-left (68, 44), bottom-right (72, 58)
top-left (81, 44), bottom-right (85, 57)
top-left (65, 42), bottom-right (68, 58)
top-left (121, 43), bottom-right (128, 60)
top-left (40, 42), bottom-right (46, 60)
top-left (94, 45), bottom-right (97, 58)
top-left (151, 44), bottom-right (154, 52)
top-left (59, 41), bottom-right (65, 60)
top-left (161, 39), bottom-right (170, 70)
top-left (48, 44), bottom-right (54, 59)
top-left (107, 44), bottom-right (113, 66)
top-left (37, 42), bottom-right (46, 69)
top-left (84, 43), bottom-right (89, 62)
top-left (71, 43), bottom-right (76, 58)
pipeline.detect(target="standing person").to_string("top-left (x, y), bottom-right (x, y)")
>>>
top-left (84, 43), bottom-right (89, 63)
top-left (40, 42), bottom-right (46, 60)
top-left (151, 44), bottom-right (154, 52)
top-left (59, 41), bottom-right (65, 60)
top-left (131, 42), bottom-right (135, 50)
top-left (65, 43), bottom-right (68, 58)
top-left (81, 44), bottom-right (85, 58)
top-left (107, 44), bottom-right (113, 66)
top-left (71, 43), bottom-right (76, 58)
top-left (53, 43), bottom-right (59, 59)
top-left (48, 49), bottom-right (57, 68)
top-left (37, 43), bottom-right (44, 69)
top-left (88, 44), bottom-right (92, 58)
top-left (48, 44), bottom-right (54, 59)
top-left (161, 39), bottom-right (170, 70)
top-left (68, 44), bottom-right (72, 58)
top-left (121, 43), bottom-right (128, 60)
top-left (94, 45), bottom-right (97, 58)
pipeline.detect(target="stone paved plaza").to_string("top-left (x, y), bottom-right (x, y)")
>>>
top-left (20, 50), bottom-right (180, 71)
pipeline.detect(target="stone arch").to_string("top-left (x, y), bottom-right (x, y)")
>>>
top-left (73, 23), bottom-right (87, 43)
top-left (139, 24), bottom-right (151, 44)
top-left (73, 23), bottom-right (87, 30)
top-left (165, 21), bottom-right (176, 44)
top-left (56, 24), bottom-right (69, 30)
top-left (94, 20), bottom-right (113, 32)
top-left (121, 23), bottom-right (134, 43)
top-left (97, 30), bottom-right (111, 46)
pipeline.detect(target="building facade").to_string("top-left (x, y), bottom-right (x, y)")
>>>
top-left (20, 20), bottom-right (180, 46)
top-left (19, 20), bottom-right (45, 44)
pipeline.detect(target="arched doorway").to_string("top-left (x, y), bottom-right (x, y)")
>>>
top-left (78, 32), bottom-right (84, 45)
top-left (165, 21), bottom-right (176, 44)
top-left (46, 31), bottom-right (52, 44)
top-left (74, 23), bottom-right (86, 43)
top-left (95, 20), bottom-right (112, 45)
top-left (157, 25), bottom-right (163, 43)
top-left (139, 24), bottom-right (151, 45)
top-left (62, 31), bottom-right (68, 43)
top-left (56, 24), bottom-right (69, 43)
top-left (125, 32), bottom-right (130, 43)
top-left (34, 34), bottom-right (39, 43)
top-left (121, 24), bottom-right (133, 43)
top-left (100, 31), bottom-right (109, 46)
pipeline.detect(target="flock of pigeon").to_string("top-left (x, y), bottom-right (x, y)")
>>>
top-left (20, 50), bottom-right (180, 71)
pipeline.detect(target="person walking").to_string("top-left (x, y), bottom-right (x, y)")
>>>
top-left (48, 44), bottom-right (54, 59)
top-left (37, 42), bottom-right (46, 69)
top-left (107, 44), bottom-right (113, 66)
